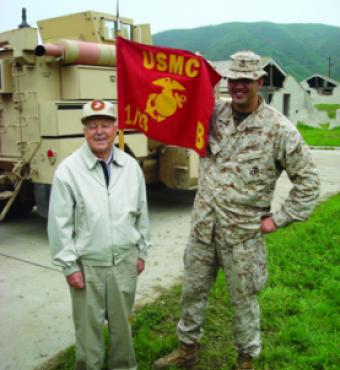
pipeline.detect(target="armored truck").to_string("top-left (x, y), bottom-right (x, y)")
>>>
top-left (0, 10), bottom-right (198, 220)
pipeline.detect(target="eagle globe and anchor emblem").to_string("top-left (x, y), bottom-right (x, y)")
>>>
top-left (145, 77), bottom-right (187, 122)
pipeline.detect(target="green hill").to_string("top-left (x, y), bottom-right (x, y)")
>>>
top-left (153, 22), bottom-right (340, 82)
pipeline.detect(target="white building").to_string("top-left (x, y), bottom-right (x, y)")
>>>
top-left (300, 74), bottom-right (340, 105)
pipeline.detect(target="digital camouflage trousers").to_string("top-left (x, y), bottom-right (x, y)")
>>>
top-left (177, 224), bottom-right (268, 357)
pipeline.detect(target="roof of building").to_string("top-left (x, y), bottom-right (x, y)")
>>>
top-left (302, 74), bottom-right (339, 86)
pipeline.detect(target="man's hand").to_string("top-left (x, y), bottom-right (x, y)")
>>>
top-left (260, 216), bottom-right (278, 234)
top-left (66, 271), bottom-right (85, 289)
top-left (137, 258), bottom-right (145, 275)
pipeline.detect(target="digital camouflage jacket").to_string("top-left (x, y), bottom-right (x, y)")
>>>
top-left (191, 99), bottom-right (320, 245)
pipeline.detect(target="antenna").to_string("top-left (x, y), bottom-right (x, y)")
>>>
top-left (18, 8), bottom-right (31, 28)
top-left (115, 0), bottom-right (125, 151)
top-left (114, 0), bottom-right (120, 36)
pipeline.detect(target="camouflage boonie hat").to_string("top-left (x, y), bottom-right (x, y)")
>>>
top-left (225, 50), bottom-right (267, 80)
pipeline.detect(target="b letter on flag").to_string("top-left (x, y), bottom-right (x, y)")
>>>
top-left (116, 37), bottom-right (221, 156)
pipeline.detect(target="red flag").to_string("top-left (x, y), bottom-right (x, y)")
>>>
top-left (116, 37), bottom-right (221, 156)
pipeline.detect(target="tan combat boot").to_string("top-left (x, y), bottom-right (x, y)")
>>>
top-left (235, 354), bottom-right (255, 370)
top-left (152, 343), bottom-right (198, 369)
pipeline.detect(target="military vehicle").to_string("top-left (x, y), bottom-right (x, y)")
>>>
top-left (0, 9), bottom-right (199, 220)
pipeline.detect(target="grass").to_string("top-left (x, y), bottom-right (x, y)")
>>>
top-left (297, 124), bottom-right (340, 147)
top-left (296, 104), bottom-right (340, 147)
top-left (36, 194), bottom-right (340, 370)
top-left (314, 104), bottom-right (340, 120)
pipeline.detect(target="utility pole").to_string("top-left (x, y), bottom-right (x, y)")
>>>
top-left (328, 56), bottom-right (333, 79)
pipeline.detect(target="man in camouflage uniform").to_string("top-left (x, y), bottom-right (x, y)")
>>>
top-left (152, 50), bottom-right (320, 370)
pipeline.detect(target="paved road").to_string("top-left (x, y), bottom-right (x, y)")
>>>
top-left (0, 149), bottom-right (339, 370)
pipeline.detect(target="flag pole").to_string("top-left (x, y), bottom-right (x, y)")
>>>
top-left (115, 0), bottom-right (125, 151)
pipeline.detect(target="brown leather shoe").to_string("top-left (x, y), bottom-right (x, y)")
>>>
top-left (235, 354), bottom-right (254, 370)
top-left (152, 343), bottom-right (198, 369)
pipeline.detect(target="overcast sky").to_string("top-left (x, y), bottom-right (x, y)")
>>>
top-left (2, 0), bottom-right (340, 34)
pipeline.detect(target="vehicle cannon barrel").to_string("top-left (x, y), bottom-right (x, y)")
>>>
top-left (35, 39), bottom-right (116, 67)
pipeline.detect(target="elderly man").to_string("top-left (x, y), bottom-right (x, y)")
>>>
top-left (48, 99), bottom-right (151, 370)
top-left (153, 51), bottom-right (320, 370)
